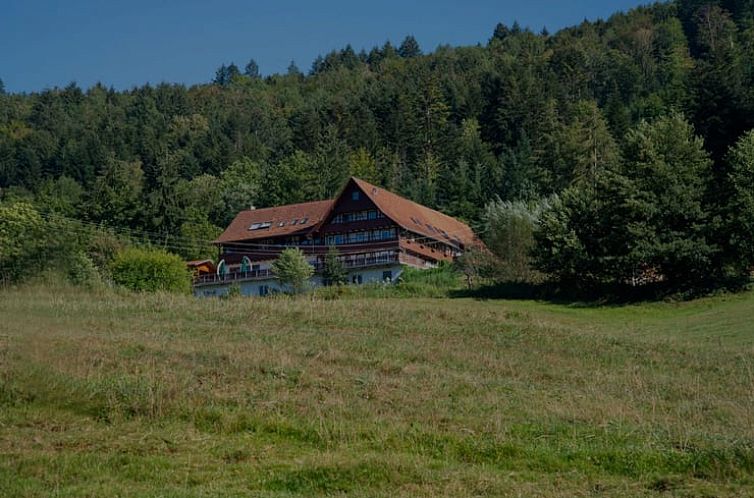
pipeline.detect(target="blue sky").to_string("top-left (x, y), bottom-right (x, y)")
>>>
top-left (1, 0), bottom-right (648, 93)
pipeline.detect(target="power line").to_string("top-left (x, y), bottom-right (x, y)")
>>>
top-left (36, 211), bottom-right (484, 252)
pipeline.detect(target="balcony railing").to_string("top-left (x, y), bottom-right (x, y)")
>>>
top-left (313, 254), bottom-right (399, 271)
top-left (193, 268), bottom-right (273, 286)
top-left (193, 254), bottom-right (399, 287)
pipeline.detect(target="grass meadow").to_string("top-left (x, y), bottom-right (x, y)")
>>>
top-left (1, 283), bottom-right (754, 497)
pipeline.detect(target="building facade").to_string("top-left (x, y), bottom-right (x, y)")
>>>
top-left (193, 177), bottom-right (481, 297)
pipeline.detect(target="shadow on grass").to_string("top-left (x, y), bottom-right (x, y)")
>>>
top-left (450, 277), bottom-right (752, 307)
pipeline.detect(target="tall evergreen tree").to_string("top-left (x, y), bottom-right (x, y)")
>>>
top-left (398, 35), bottom-right (422, 58)
top-left (244, 59), bottom-right (260, 79)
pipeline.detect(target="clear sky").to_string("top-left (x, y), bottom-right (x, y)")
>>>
top-left (1, 0), bottom-right (649, 93)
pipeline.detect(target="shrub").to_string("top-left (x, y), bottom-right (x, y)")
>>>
top-left (272, 248), bottom-right (314, 294)
top-left (110, 247), bottom-right (191, 293)
top-left (66, 252), bottom-right (101, 287)
top-left (483, 196), bottom-right (552, 283)
top-left (322, 246), bottom-right (347, 286)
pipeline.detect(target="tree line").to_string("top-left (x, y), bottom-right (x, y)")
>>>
top-left (1, 0), bottom-right (754, 294)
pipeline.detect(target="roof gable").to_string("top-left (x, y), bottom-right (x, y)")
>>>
top-left (348, 178), bottom-right (479, 249)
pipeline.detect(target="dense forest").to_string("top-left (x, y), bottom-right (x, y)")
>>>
top-left (2, 0), bottom-right (754, 293)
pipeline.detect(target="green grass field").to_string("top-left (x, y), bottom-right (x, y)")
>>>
top-left (1, 284), bottom-right (754, 497)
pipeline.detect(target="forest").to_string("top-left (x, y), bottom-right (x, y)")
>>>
top-left (1, 0), bottom-right (754, 294)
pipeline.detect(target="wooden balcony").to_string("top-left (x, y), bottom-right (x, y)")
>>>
top-left (193, 268), bottom-right (273, 287)
top-left (193, 254), bottom-right (400, 287)
top-left (313, 253), bottom-right (399, 272)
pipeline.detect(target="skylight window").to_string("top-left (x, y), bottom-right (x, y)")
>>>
top-left (300, 218), bottom-right (308, 224)
top-left (249, 221), bottom-right (272, 230)
top-left (278, 221), bottom-right (286, 227)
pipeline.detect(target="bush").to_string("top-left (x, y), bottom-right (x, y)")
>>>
top-left (66, 252), bottom-right (101, 287)
top-left (483, 197), bottom-right (552, 283)
top-left (394, 263), bottom-right (463, 297)
top-left (110, 247), bottom-right (191, 293)
top-left (272, 248), bottom-right (314, 294)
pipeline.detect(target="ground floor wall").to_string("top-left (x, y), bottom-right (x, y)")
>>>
top-left (193, 264), bottom-right (403, 298)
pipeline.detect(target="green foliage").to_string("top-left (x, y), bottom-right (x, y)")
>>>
top-left (395, 263), bottom-right (461, 297)
top-left (484, 196), bottom-right (553, 282)
top-left (217, 157), bottom-right (262, 225)
top-left (66, 251), bottom-right (101, 287)
top-left (272, 248), bottom-right (314, 294)
top-left (90, 159), bottom-right (144, 227)
top-left (109, 247), bottom-right (191, 293)
top-left (534, 114), bottom-right (717, 290)
top-left (178, 219), bottom-right (221, 261)
top-left (0, 201), bottom-right (89, 284)
top-left (0, 202), bottom-right (44, 262)
top-left (35, 176), bottom-right (84, 217)
top-left (724, 130), bottom-right (754, 272)
top-left (1, 2), bottom-right (754, 297)
top-left (225, 282), bottom-right (242, 299)
top-left (398, 35), bottom-right (422, 58)
top-left (322, 246), bottom-right (347, 286)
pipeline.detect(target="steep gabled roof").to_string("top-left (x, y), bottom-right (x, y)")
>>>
top-left (216, 178), bottom-right (482, 249)
top-left (350, 177), bottom-right (479, 249)
top-left (215, 199), bottom-right (334, 243)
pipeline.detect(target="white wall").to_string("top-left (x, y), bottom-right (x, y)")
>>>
top-left (193, 264), bottom-right (403, 298)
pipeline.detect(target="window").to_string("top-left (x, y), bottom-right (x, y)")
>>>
top-left (367, 210), bottom-right (377, 220)
top-left (250, 221), bottom-right (272, 230)
top-left (278, 221), bottom-right (286, 227)
top-left (382, 271), bottom-right (392, 282)
top-left (301, 217), bottom-right (308, 224)
top-left (352, 191), bottom-right (360, 201)
top-left (291, 219), bottom-right (298, 225)
top-left (241, 256), bottom-right (252, 272)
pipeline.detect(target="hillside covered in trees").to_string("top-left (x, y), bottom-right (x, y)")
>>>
top-left (2, 0), bottom-right (754, 293)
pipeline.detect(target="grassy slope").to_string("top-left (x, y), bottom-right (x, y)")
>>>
top-left (1, 285), bottom-right (753, 497)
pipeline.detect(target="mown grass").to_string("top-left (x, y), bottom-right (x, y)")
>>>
top-left (1, 283), bottom-right (754, 496)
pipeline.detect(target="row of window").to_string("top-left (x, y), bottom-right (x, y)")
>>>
top-left (276, 217), bottom-right (308, 228)
top-left (408, 216), bottom-right (461, 243)
top-left (324, 228), bottom-right (397, 245)
top-left (249, 217), bottom-right (310, 231)
top-left (330, 210), bottom-right (385, 224)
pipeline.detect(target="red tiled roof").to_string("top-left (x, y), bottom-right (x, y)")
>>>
top-left (351, 178), bottom-right (480, 249)
top-left (186, 259), bottom-right (215, 267)
top-left (215, 199), bottom-right (334, 243)
top-left (216, 177), bottom-right (482, 249)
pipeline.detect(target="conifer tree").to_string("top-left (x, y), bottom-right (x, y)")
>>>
top-left (398, 35), bottom-right (422, 57)
top-left (244, 59), bottom-right (260, 79)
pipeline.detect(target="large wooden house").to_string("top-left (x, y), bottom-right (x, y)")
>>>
top-left (193, 177), bottom-right (482, 297)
